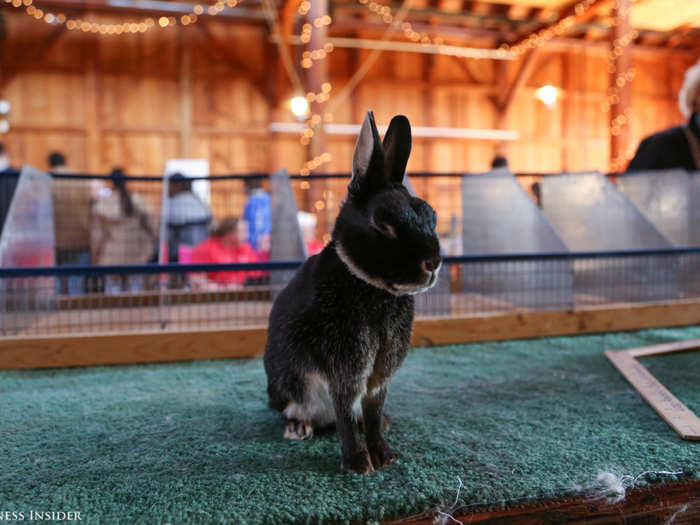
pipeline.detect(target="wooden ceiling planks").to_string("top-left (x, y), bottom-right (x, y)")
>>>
top-left (631, 0), bottom-right (700, 32)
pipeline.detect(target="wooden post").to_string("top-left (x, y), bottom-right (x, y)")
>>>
top-left (609, 0), bottom-right (632, 171)
top-left (179, 33), bottom-right (192, 158)
top-left (494, 59), bottom-right (509, 159)
top-left (494, 49), bottom-right (539, 161)
top-left (265, 37), bottom-right (283, 173)
top-left (422, 54), bottom-right (435, 172)
top-left (562, 50), bottom-right (577, 171)
top-left (85, 35), bottom-right (100, 173)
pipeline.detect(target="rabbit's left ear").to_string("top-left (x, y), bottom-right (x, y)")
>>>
top-left (350, 111), bottom-right (384, 198)
top-left (382, 115), bottom-right (411, 184)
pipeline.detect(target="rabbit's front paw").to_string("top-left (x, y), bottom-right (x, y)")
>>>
top-left (368, 439), bottom-right (397, 469)
top-left (283, 419), bottom-right (313, 440)
top-left (341, 449), bottom-right (375, 474)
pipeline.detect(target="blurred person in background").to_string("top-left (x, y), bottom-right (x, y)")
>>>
top-left (0, 142), bottom-right (19, 237)
top-left (627, 57), bottom-right (700, 171)
top-left (166, 172), bottom-right (212, 263)
top-left (91, 169), bottom-right (157, 294)
top-left (49, 151), bottom-right (92, 294)
top-left (242, 177), bottom-right (270, 250)
top-left (48, 152), bottom-right (69, 174)
top-left (491, 155), bottom-right (509, 171)
top-left (190, 217), bottom-right (263, 290)
top-left (297, 211), bottom-right (324, 256)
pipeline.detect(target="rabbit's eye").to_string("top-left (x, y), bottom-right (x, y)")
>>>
top-left (370, 216), bottom-right (397, 239)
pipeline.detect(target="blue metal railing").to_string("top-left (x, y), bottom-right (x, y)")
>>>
top-left (42, 171), bottom-right (618, 181)
top-left (1, 247), bottom-right (699, 278)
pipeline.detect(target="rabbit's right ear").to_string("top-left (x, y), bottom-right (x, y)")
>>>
top-left (349, 111), bottom-right (384, 200)
top-left (382, 115), bottom-right (411, 185)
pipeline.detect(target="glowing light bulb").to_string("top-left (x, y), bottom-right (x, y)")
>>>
top-left (290, 96), bottom-right (309, 118)
top-left (535, 85), bottom-right (558, 106)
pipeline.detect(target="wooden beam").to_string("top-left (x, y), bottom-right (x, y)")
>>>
top-left (470, 1), bottom-right (492, 16)
top-left (667, 25), bottom-right (696, 48)
top-left (278, 0), bottom-right (301, 96)
top-left (0, 328), bottom-right (268, 369)
top-left (507, 0), bottom-right (610, 49)
top-left (411, 300), bottom-right (700, 348)
top-left (2, 300), bottom-right (700, 369)
top-left (496, 47), bottom-right (540, 126)
top-left (507, 4), bottom-right (532, 20)
top-left (328, 17), bottom-right (517, 42)
top-left (451, 56), bottom-right (486, 85)
top-left (332, 1), bottom-right (534, 31)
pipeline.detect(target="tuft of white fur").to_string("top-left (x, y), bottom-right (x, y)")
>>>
top-left (574, 470), bottom-right (683, 504)
top-left (282, 372), bottom-right (364, 429)
top-left (679, 57), bottom-right (700, 118)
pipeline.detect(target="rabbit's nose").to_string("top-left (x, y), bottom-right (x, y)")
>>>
top-left (422, 256), bottom-right (442, 273)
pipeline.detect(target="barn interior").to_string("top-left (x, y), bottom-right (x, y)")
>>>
top-left (0, 0), bottom-right (699, 523)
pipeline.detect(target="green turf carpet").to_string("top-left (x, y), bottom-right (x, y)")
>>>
top-left (2, 327), bottom-right (699, 524)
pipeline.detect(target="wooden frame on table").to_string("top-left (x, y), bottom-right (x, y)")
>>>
top-left (606, 339), bottom-right (700, 441)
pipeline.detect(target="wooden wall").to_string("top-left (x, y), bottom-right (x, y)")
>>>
top-left (0, 9), bottom-right (697, 206)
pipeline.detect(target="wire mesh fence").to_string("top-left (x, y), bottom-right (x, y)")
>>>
top-left (1, 169), bottom-right (700, 338)
top-left (1, 249), bottom-right (699, 337)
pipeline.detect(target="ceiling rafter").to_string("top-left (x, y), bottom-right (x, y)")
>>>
top-left (507, 0), bottom-right (610, 46)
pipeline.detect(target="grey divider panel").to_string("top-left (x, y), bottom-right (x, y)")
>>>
top-left (404, 176), bottom-right (450, 316)
top-left (540, 172), bottom-right (678, 303)
top-left (617, 170), bottom-right (700, 297)
top-left (616, 170), bottom-right (695, 247)
top-left (269, 168), bottom-right (306, 297)
top-left (0, 166), bottom-right (55, 328)
top-left (688, 171), bottom-right (700, 296)
top-left (460, 171), bottom-right (572, 311)
top-left (689, 171), bottom-right (700, 247)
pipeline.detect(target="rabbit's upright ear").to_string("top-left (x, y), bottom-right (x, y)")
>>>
top-left (350, 111), bottom-right (384, 199)
top-left (382, 115), bottom-right (411, 185)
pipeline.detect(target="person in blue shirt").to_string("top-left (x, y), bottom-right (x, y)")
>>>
top-left (242, 177), bottom-right (270, 251)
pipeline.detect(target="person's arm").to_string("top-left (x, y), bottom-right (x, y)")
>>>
top-left (90, 215), bottom-right (108, 264)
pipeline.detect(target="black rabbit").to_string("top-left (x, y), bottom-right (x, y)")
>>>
top-left (264, 111), bottom-right (441, 474)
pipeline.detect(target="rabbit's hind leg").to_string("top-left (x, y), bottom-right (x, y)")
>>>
top-left (281, 372), bottom-right (335, 440)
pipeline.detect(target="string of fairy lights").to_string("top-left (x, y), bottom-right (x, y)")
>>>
top-left (3, 0), bottom-right (243, 33)
top-left (6, 0), bottom-right (643, 172)
top-left (296, 1), bottom-right (335, 175)
top-left (606, 0), bottom-right (639, 172)
top-left (500, 0), bottom-right (601, 57)
top-left (358, 0), bottom-right (640, 171)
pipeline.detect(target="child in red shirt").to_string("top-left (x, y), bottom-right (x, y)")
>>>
top-left (190, 217), bottom-right (263, 289)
